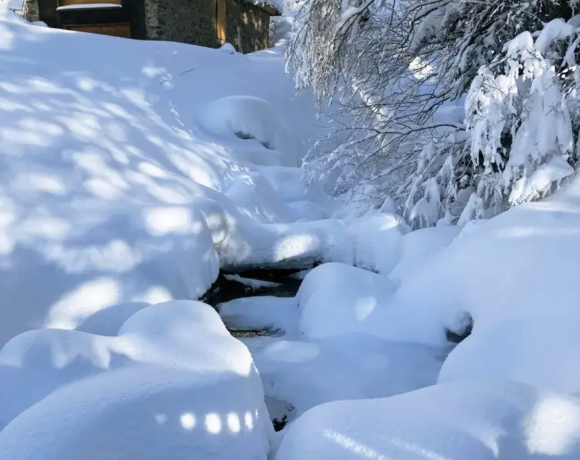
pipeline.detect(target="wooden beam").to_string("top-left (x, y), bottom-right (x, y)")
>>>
top-left (60, 0), bottom-right (121, 5)
top-left (255, 3), bottom-right (281, 16)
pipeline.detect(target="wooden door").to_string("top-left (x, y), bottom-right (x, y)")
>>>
top-left (216, 0), bottom-right (226, 43)
top-left (65, 23), bottom-right (131, 38)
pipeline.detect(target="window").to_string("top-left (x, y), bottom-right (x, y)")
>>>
top-left (216, 0), bottom-right (226, 43)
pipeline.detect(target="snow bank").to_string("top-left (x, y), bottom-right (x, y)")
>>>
top-left (389, 225), bottom-right (461, 282)
top-left (0, 300), bottom-right (273, 438)
top-left (347, 213), bottom-right (408, 274)
top-left (0, 329), bottom-right (129, 430)
top-left (276, 380), bottom-right (580, 460)
top-left (0, 14), bottom-right (326, 346)
top-left (219, 296), bottom-right (299, 335)
top-left (296, 263), bottom-right (397, 339)
top-left (0, 16), bottom-right (411, 346)
top-left (199, 96), bottom-right (298, 165)
top-left (0, 365), bottom-right (272, 460)
top-left (219, 280), bottom-right (444, 422)
top-left (252, 334), bottom-right (443, 420)
top-left (439, 316), bottom-right (580, 394)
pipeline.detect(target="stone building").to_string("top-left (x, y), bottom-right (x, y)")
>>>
top-left (26, 0), bottom-right (280, 53)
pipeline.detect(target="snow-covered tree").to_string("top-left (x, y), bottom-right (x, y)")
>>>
top-left (288, 0), bottom-right (578, 222)
top-left (404, 19), bottom-right (580, 227)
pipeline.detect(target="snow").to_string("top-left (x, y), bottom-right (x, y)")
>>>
top-left (381, 176), bottom-right (580, 347)
top-left (56, 4), bottom-right (123, 11)
top-left (276, 380), bottom-right (580, 460)
top-left (346, 212), bottom-right (408, 275)
top-left (389, 226), bottom-right (461, 283)
top-left (223, 273), bottom-right (282, 291)
top-left (439, 316), bottom-right (580, 394)
top-left (219, 296), bottom-right (299, 335)
top-left (199, 96), bottom-right (299, 165)
top-left (0, 365), bottom-right (272, 460)
top-left (0, 300), bottom-right (274, 455)
top-left (296, 263), bottom-right (397, 340)
top-left (246, 0), bottom-right (283, 14)
top-left (219, 261), bottom-right (447, 422)
top-left (0, 11), bottom-right (324, 346)
top-left (4, 6), bottom-right (580, 460)
top-left (535, 18), bottom-right (576, 53)
top-left (251, 335), bottom-right (444, 422)
top-left (0, 10), bottom-right (414, 346)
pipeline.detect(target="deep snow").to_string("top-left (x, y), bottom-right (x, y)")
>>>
top-left (276, 380), bottom-right (580, 460)
top-left (0, 8), bottom-right (400, 346)
top-left (2, 4), bottom-right (580, 460)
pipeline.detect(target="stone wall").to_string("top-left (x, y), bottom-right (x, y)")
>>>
top-left (144, 0), bottom-right (218, 48)
top-left (23, 0), bottom-right (40, 23)
top-left (225, 0), bottom-right (270, 53)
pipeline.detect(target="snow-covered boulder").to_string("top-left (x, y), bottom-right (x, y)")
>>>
top-left (439, 316), bottom-right (580, 394)
top-left (296, 263), bottom-right (397, 339)
top-left (219, 296), bottom-right (299, 336)
top-left (252, 334), bottom-right (444, 420)
top-left (0, 329), bottom-right (132, 429)
top-left (0, 365), bottom-right (273, 460)
top-left (276, 380), bottom-right (580, 460)
top-left (389, 225), bottom-right (461, 282)
top-left (200, 96), bottom-right (298, 164)
top-left (347, 213), bottom-right (408, 275)
top-left (0, 301), bottom-right (271, 434)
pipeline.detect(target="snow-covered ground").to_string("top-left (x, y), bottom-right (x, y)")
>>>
top-left (0, 6), bottom-right (406, 346)
top-left (3, 3), bottom-right (580, 460)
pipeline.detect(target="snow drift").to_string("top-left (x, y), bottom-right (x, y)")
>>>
top-left (276, 380), bottom-right (580, 460)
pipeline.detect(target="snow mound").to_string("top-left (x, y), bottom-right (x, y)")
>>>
top-left (297, 263), bottom-right (397, 339)
top-left (0, 15), bottom-right (323, 346)
top-left (439, 316), bottom-right (580, 394)
top-left (0, 365), bottom-right (273, 460)
top-left (390, 225), bottom-right (461, 282)
top-left (252, 334), bottom-right (444, 421)
top-left (219, 294), bottom-right (444, 423)
top-left (347, 213), bottom-right (407, 274)
top-left (219, 296), bottom-right (299, 335)
top-left (200, 95), bottom-right (297, 163)
top-left (0, 329), bottom-right (131, 429)
top-left (0, 301), bottom-right (268, 430)
top-left (118, 300), bottom-right (259, 376)
top-left (74, 301), bottom-right (150, 335)
top-left (276, 380), bottom-right (580, 460)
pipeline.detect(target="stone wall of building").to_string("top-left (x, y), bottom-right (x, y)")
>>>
top-left (225, 0), bottom-right (270, 53)
top-left (144, 0), bottom-right (218, 48)
top-left (22, 0), bottom-right (40, 23)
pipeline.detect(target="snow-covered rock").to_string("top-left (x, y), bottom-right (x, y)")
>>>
top-left (439, 316), bottom-right (580, 394)
top-left (252, 334), bottom-right (444, 421)
top-left (347, 213), bottom-right (407, 275)
top-left (389, 225), bottom-right (461, 282)
top-left (296, 263), bottom-right (397, 340)
top-left (0, 365), bottom-right (273, 460)
top-left (0, 13), bottom-right (325, 347)
top-left (0, 329), bottom-right (131, 429)
top-left (0, 301), bottom-right (270, 431)
top-left (199, 95), bottom-right (298, 164)
top-left (219, 296), bottom-right (299, 335)
top-left (276, 380), bottom-right (580, 460)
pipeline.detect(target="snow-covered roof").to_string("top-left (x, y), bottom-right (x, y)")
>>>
top-left (56, 4), bottom-right (122, 12)
top-left (245, 0), bottom-right (282, 15)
